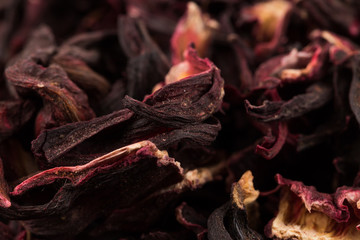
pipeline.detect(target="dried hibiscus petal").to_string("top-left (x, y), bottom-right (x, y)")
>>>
top-left (245, 82), bottom-right (332, 122)
top-left (245, 89), bottom-right (289, 160)
top-left (279, 44), bottom-right (329, 83)
top-left (31, 108), bottom-right (134, 166)
top-left (253, 48), bottom-right (311, 88)
top-left (3, 0), bottom-right (360, 239)
top-left (32, 46), bottom-right (223, 166)
top-left (255, 121), bottom-right (288, 160)
top-left (208, 171), bottom-right (262, 240)
top-left (240, 0), bottom-right (293, 59)
top-left (125, 46), bottom-right (224, 126)
top-left (89, 161), bottom-right (225, 235)
top-left (4, 26), bottom-right (95, 134)
top-left (267, 174), bottom-right (360, 240)
top-left (171, 2), bottom-right (219, 64)
top-left (52, 55), bottom-right (110, 100)
top-left (149, 118), bottom-right (221, 149)
top-left (310, 30), bottom-right (358, 65)
top-left (118, 16), bottom-right (170, 100)
top-left (5, 58), bottom-right (95, 134)
top-left (176, 202), bottom-right (207, 240)
top-left (8, 141), bottom-right (183, 237)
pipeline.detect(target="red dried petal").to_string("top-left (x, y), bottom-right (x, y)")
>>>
top-left (0, 159), bottom-right (10, 208)
top-left (5, 59), bottom-right (95, 134)
top-left (9, 141), bottom-right (183, 237)
top-left (171, 2), bottom-right (218, 64)
top-left (255, 121), bottom-right (288, 160)
top-left (241, 0), bottom-right (293, 59)
top-left (125, 46), bottom-right (224, 126)
top-left (268, 175), bottom-right (360, 239)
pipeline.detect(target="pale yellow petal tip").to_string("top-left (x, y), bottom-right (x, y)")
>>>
top-left (232, 170), bottom-right (260, 209)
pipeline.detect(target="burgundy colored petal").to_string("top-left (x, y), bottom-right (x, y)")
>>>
top-left (255, 121), bottom-right (288, 160)
top-left (3, 1), bottom-right (360, 239)
top-left (31, 47), bottom-right (223, 166)
top-left (32, 109), bottom-right (134, 166)
top-left (124, 47), bottom-right (224, 127)
top-left (275, 174), bottom-right (349, 222)
top-left (6, 58), bottom-right (95, 134)
top-left (52, 55), bottom-right (110, 100)
top-left (267, 174), bottom-right (360, 239)
top-left (89, 161), bottom-right (225, 235)
top-left (118, 16), bottom-right (170, 100)
top-left (176, 202), bottom-right (207, 240)
top-left (280, 45), bottom-right (329, 83)
top-left (253, 44), bottom-right (328, 89)
top-left (254, 49), bottom-right (312, 89)
top-left (310, 30), bottom-right (358, 65)
top-left (245, 83), bottom-right (332, 122)
top-left (149, 118), bottom-right (221, 149)
top-left (7, 141), bottom-right (183, 237)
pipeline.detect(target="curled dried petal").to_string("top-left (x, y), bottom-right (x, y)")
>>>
top-left (280, 45), bottom-right (328, 83)
top-left (267, 174), bottom-right (360, 239)
top-left (255, 122), bottom-right (288, 160)
top-left (311, 30), bottom-right (358, 65)
top-left (5, 59), bottom-right (95, 133)
top-left (8, 141), bottom-right (183, 237)
top-left (176, 202), bottom-right (207, 240)
top-left (126, 47), bottom-right (224, 127)
top-left (171, 2), bottom-right (219, 64)
top-left (118, 16), bottom-right (170, 99)
top-left (246, 83), bottom-right (332, 122)
top-left (208, 171), bottom-right (262, 240)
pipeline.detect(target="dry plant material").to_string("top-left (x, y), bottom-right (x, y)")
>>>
top-left (1, 0), bottom-right (360, 239)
